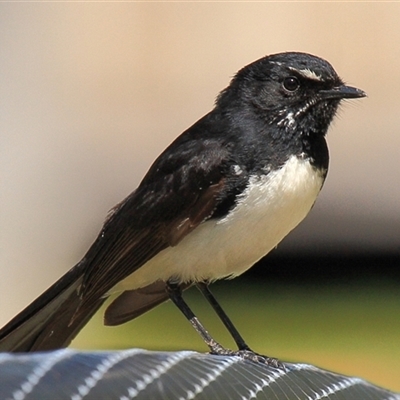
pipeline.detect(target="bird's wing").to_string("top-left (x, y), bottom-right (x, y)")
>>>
top-left (77, 134), bottom-right (244, 312)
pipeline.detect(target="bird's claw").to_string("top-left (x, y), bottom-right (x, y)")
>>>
top-left (209, 347), bottom-right (284, 369)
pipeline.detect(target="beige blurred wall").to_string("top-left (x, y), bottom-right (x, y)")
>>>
top-left (1, 3), bottom-right (400, 323)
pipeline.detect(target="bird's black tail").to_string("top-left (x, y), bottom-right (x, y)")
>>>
top-left (0, 261), bottom-right (106, 352)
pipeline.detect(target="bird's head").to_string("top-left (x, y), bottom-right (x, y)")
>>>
top-left (217, 52), bottom-right (366, 137)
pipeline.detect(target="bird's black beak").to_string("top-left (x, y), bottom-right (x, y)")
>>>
top-left (320, 85), bottom-right (367, 100)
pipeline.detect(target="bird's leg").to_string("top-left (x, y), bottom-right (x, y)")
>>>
top-left (166, 281), bottom-right (283, 369)
top-left (166, 282), bottom-right (227, 355)
top-left (195, 282), bottom-right (250, 351)
top-left (195, 282), bottom-right (283, 368)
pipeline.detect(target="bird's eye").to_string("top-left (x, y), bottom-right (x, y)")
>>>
top-left (283, 76), bottom-right (300, 92)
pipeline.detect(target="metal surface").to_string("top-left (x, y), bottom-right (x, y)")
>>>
top-left (0, 349), bottom-right (398, 400)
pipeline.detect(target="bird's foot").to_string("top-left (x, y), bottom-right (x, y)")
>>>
top-left (233, 349), bottom-right (284, 369)
top-left (209, 344), bottom-right (284, 369)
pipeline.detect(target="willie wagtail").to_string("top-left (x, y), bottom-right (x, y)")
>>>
top-left (0, 52), bottom-right (366, 366)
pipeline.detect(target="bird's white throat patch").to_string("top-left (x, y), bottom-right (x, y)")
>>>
top-left (117, 156), bottom-right (325, 290)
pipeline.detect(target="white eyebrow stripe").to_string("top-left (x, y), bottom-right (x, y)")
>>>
top-left (289, 67), bottom-right (322, 82)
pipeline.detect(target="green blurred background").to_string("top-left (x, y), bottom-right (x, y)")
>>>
top-left (70, 255), bottom-right (400, 392)
top-left (1, 2), bottom-right (399, 393)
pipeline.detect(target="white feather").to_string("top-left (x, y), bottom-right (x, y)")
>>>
top-left (114, 155), bottom-right (325, 291)
top-left (297, 68), bottom-right (322, 82)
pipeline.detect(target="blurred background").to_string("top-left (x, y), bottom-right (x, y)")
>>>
top-left (1, 2), bottom-right (399, 391)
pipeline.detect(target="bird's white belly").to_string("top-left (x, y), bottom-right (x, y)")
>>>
top-left (115, 155), bottom-right (325, 291)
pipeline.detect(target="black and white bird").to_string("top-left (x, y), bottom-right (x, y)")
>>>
top-left (0, 52), bottom-right (365, 365)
